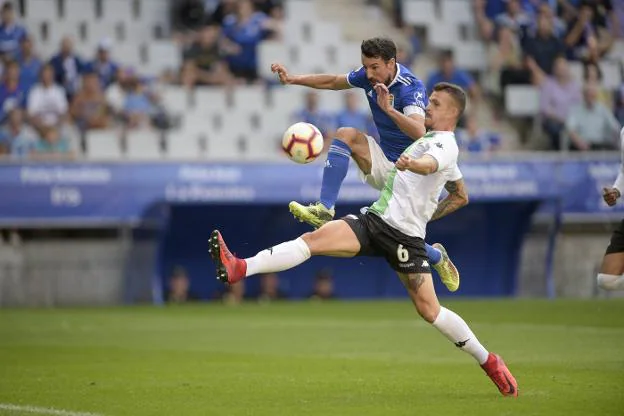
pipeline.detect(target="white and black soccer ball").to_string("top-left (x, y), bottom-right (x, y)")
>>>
top-left (281, 122), bottom-right (324, 164)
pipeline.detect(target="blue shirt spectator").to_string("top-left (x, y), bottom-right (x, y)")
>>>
top-left (84, 39), bottom-right (119, 89)
top-left (0, 3), bottom-right (27, 58)
top-left (0, 60), bottom-right (27, 122)
top-left (426, 51), bottom-right (476, 95)
top-left (17, 37), bottom-right (42, 93)
top-left (34, 127), bottom-right (72, 156)
top-left (335, 91), bottom-right (370, 135)
top-left (456, 116), bottom-right (501, 153)
top-left (0, 108), bottom-right (37, 159)
top-left (222, 0), bottom-right (269, 80)
top-left (292, 91), bottom-right (334, 139)
top-left (49, 37), bottom-right (85, 98)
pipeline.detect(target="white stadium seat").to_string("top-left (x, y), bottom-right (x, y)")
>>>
top-left (599, 60), bottom-right (623, 90)
top-left (258, 41), bottom-right (292, 79)
top-left (101, 0), bottom-right (136, 23)
top-left (24, 0), bottom-right (59, 21)
top-left (85, 130), bottom-right (122, 160)
top-left (453, 41), bottom-right (488, 71)
top-left (161, 86), bottom-right (190, 114)
top-left (441, 0), bottom-right (474, 25)
top-left (62, 0), bottom-right (96, 22)
top-left (428, 21), bottom-right (460, 49)
top-left (505, 85), bottom-right (540, 117)
top-left (165, 130), bottom-right (203, 160)
top-left (270, 87), bottom-right (304, 118)
top-left (193, 87), bottom-right (229, 112)
top-left (231, 85), bottom-right (267, 114)
top-left (284, 0), bottom-right (317, 23)
top-left (402, 0), bottom-right (436, 26)
top-left (568, 61), bottom-right (584, 85)
top-left (125, 130), bottom-right (162, 160)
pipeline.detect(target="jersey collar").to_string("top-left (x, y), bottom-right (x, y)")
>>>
top-left (387, 63), bottom-right (402, 88)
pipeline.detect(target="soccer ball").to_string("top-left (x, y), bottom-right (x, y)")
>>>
top-left (281, 122), bottom-right (324, 164)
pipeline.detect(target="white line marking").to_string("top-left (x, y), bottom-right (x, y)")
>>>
top-left (0, 404), bottom-right (103, 416)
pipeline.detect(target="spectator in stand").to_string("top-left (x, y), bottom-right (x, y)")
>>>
top-left (292, 91), bottom-right (335, 141)
top-left (486, 26), bottom-right (528, 99)
top-left (32, 126), bottom-right (74, 160)
top-left (106, 67), bottom-right (129, 119)
top-left (0, 107), bottom-right (36, 159)
top-left (616, 85), bottom-right (624, 126)
top-left (564, 1), bottom-right (613, 62)
top-left (206, 0), bottom-right (237, 25)
top-left (456, 113), bottom-right (501, 153)
top-left (308, 269), bottom-right (335, 301)
top-left (565, 83), bottom-right (620, 150)
top-left (70, 72), bottom-right (110, 131)
top-left (85, 39), bottom-right (119, 89)
top-left (0, 2), bottom-right (27, 59)
top-left (122, 74), bottom-right (155, 129)
top-left (583, 61), bottom-right (611, 110)
top-left (27, 64), bottom-right (68, 132)
top-left (0, 59), bottom-right (26, 122)
top-left (535, 56), bottom-right (581, 150)
top-left (181, 24), bottom-right (232, 86)
top-left (494, 0), bottom-right (532, 40)
top-left (257, 272), bottom-right (286, 302)
top-left (17, 36), bottom-right (41, 94)
top-left (426, 50), bottom-right (480, 111)
top-left (221, 0), bottom-right (278, 83)
top-left (49, 37), bottom-right (84, 100)
top-left (523, 12), bottom-right (566, 76)
top-left (335, 91), bottom-right (370, 136)
top-left (531, 2), bottom-right (567, 38)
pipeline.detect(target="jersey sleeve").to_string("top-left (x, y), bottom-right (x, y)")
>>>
top-left (614, 128), bottom-right (624, 193)
top-left (447, 164), bottom-right (463, 182)
top-left (346, 66), bottom-right (367, 89)
top-left (424, 139), bottom-right (457, 173)
top-left (399, 81), bottom-right (428, 118)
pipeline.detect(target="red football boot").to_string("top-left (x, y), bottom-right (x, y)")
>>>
top-left (208, 230), bottom-right (247, 284)
top-left (481, 353), bottom-right (519, 397)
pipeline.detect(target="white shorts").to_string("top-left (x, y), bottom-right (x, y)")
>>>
top-left (358, 135), bottom-right (394, 191)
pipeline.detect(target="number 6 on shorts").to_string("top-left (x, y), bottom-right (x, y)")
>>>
top-left (397, 244), bottom-right (409, 262)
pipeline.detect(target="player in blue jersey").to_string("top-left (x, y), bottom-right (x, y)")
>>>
top-left (271, 38), bottom-right (466, 292)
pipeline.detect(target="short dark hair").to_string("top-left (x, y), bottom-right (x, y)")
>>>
top-left (433, 82), bottom-right (467, 119)
top-left (361, 38), bottom-right (396, 62)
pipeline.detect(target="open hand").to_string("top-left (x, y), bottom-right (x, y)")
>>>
top-left (374, 83), bottom-right (392, 113)
top-left (271, 63), bottom-right (293, 85)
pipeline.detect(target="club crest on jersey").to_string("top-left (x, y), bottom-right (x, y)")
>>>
top-left (388, 94), bottom-right (395, 107)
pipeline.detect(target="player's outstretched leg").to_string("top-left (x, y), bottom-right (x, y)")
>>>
top-left (208, 221), bottom-right (361, 284)
top-left (428, 243), bottom-right (460, 292)
top-left (290, 128), bottom-right (370, 229)
top-left (398, 272), bottom-right (518, 397)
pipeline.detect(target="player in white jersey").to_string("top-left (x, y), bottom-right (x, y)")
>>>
top-left (598, 127), bottom-right (624, 290)
top-left (209, 83), bottom-right (518, 397)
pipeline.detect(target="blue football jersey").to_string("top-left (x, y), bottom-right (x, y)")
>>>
top-left (347, 63), bottom-right (428, 162)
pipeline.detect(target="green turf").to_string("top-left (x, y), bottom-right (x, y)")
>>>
top-left (1, 299), bottom-right (623, 416)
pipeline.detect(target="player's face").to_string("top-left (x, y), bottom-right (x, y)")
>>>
top-left (362, 55), bottom-right (395, 86)
top-left (425, 91), bottom-right (455, 129)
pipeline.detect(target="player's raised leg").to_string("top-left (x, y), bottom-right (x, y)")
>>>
top-left (208, 220), bottom-right (361, 284)
top-left (398, 271), bottom-right (518, 397)
top-left (289, 127), bottom-right (372, 228)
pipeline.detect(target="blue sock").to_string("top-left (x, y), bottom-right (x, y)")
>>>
top-left (426, 243), bottom-right (442, 265)
top-left (320, 139), bottom-right (351, 209)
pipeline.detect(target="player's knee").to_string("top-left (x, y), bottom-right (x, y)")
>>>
top-left (334, 127), bottom-right (360, 148)
top-left (300, 232), bottom-right (320, 254)
top-left (597, 273), bottom-right (619, 290)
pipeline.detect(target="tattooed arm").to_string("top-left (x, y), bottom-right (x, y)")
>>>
top-left (430, 179), bottom-right (469, 221)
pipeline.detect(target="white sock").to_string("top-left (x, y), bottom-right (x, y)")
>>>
top-left (597, 273), bottom-right (624, 291)
top-left (245, 237), bottom-right (311, 277)
top-left (432, 307), bottom-right (489, 365)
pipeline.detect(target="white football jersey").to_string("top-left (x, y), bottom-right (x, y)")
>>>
top-left (368, 131), bottom-right (462, 238)
top-left (613, 127), bottom-right (624, 193)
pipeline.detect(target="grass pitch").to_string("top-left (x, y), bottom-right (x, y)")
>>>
top-left (1, 299), bottom-right (623, 416)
